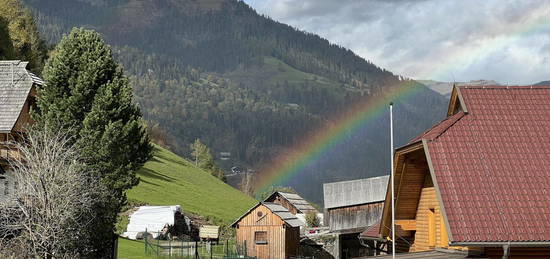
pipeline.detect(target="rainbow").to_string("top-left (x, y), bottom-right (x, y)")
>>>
top-left (254, 80), bottom-right (423, 194)
top-left (253, 8), bottom-right (550, 194)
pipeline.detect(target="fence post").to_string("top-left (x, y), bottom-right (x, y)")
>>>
top-left (145, 228), bottom-right (148, 254)
top-left (226, 240), bottom-right (229, 256)
top-left (195, 240), bottom-right (199, 259)
top-left (157, 232), bottom-right (160, 256)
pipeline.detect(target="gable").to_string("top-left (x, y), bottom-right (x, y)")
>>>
top-left (236, 204), bottom-right (285, 228)
top-left (428, 86), bottom-right (550, 244)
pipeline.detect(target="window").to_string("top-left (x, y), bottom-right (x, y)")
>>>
top-left (257, 211), bottom-right (263, 217)
top-left (254, 231), bottom-right (267, 245)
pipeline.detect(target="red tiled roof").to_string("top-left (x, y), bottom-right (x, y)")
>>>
top-left (425, 85), bottom-right (550, 243)
top-left (360, 220), bottom-right (381, 239)
top-left (409, 111), bottom-right (465, 144)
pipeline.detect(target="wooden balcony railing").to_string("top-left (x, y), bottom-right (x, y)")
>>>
top-left (0, 142), bottom-right (21, 161)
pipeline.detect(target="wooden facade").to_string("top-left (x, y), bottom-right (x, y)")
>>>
top-left (326, 202), bottom-right (383, 233)
top-left (232, 203), bottom-right (301, 259)
top-left (379, 145), bottom-right (472, 253)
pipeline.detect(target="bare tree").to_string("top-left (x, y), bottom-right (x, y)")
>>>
top-left (0, 128), bottom-right (107, 258)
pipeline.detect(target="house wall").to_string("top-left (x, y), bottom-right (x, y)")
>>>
top-left (409, 175), bottom-right (474, 253)
top-left (410, 186), bottom-right (445, 251)
top-left (12, 94), bottom-right (35, 132)
top-left (235, 205), bottom-right (298, 259)
top-left (327, 202), bottom-right (383, 232)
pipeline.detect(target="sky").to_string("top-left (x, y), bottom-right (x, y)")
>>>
top-left (244, 0), bottom-right (550, 84)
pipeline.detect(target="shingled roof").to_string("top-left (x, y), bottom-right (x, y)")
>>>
top-left (404, 85), bottom-right (550, 244)
top-left (0, 61), bottom-right (43, 133)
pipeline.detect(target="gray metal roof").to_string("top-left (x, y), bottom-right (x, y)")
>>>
top-left (263, 202), bottom-right (303, 227)
top-left (323, 175), bottom-right (389, 209)
top-left (269, 191), bottom-right (318, 213)
top-left (0, 61), bottom-right (43, 133)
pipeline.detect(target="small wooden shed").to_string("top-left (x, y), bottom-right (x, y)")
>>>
top-left (231, 202), bottom-right (303, 259)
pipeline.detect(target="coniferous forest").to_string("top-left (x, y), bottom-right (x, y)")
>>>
top-left (22, 0), bottom-right (448, 204)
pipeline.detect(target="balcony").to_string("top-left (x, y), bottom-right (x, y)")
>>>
top-left (0, 141), bottom-right (21, 162)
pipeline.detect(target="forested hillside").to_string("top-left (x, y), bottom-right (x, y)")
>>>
top-left (22, 0), bottom-right (448, 204)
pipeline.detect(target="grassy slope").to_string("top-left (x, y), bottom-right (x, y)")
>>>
top-left (126, 145), bottom-right (256, 224)
top-left (226, 56), bottom-right (345, 90)
top-left (119, 145), bottom-right (256, 258)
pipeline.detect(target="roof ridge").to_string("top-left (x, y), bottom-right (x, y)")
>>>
top-left (428, 112), bottom-right (465, 141)
top-left (409, 111), bottom-right (465, 143)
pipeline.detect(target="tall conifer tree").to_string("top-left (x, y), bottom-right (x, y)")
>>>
top-left (35, 27), bottom-right (152, 256)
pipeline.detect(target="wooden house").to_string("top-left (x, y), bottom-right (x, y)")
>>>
top-left (0, 61), bottom-right (43, 198)
top-left (322, 175), bottom-right (388, 258)
top-left (264, 191), bottom-right (318, 215)
top-left (231, 202), bottom-right (303, 259)
top-left (378, 85), bottom-right (550, 259)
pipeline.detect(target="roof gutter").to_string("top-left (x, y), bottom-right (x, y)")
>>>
top-left (451, 241), bottom-right (550, 247)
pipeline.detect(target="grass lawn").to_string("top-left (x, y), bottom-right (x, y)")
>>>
top-left (118, 238), bottom-right (150, 259)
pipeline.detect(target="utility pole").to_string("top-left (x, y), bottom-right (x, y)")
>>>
top-left (390, 102), bottom-right (395, 259)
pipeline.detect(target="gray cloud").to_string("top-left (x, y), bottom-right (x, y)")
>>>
top-left (245, 0), bottom-right (550, 84)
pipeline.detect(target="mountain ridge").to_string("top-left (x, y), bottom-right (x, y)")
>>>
top-left (23, 0), bottom-right (448, 204)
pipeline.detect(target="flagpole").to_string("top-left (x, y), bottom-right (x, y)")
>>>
top-left (390, 102), bottom-right (395, 259)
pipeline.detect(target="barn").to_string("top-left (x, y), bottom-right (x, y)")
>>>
top-left (322, 175), bottom-right (389, 258)
top-left (231, 202), bottom-right (303, 259)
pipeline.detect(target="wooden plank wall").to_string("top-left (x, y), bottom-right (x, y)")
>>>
top-left (327, 202), bottom-right (383, 232)
top-left (395, 154), bottom-right (428, 219)
top-left (411, 186), bottom-right (443, 251)
top-left (236, 204), bottom-right (297, 259)
top-left (12, 95), bottom-right (34, 132)
top-left (410, 176), bottom-right (469, 252)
